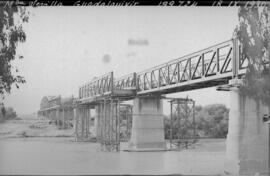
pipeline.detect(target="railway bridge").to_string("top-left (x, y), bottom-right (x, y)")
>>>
top-left (75, 38), bottom-right (269, 176)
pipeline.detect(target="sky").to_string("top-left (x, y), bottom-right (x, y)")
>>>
top-left (3, 6), bottom-right (239, 115)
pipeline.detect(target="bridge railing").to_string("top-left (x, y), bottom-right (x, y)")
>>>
top-left (114, 73), bottom-right (137, 90)
top-left (136, 38), bottom-right (247, 93)
top-left (79, 72), bottom-right (114, 100)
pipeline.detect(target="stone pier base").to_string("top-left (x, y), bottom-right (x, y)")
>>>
top-left (224, 86), bottom-right (269, 176)
top-left (127, 97), bottom-right (166, 151)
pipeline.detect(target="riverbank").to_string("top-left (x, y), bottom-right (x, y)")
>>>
top-left (0, 114), bottom-right (73, 139)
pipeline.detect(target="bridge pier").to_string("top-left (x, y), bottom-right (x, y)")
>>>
top-left (223, 79), bottom-right (269, 176)
top-left (128, 96), bottom-right (166, 151)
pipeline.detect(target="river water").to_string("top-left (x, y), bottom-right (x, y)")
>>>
top-left (0, 137), bottom-right (225, 175)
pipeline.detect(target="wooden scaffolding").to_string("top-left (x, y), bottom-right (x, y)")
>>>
top-left (168, 97), bottom-right (197, 149)
top-left (74, 104), bottom-right (92, 142)
top-left (96, 99), bottom-right (133, 151)
top-left (96, 99), bottom-right (121, 151)
top-left (74, 97), bottom-right (133, 151)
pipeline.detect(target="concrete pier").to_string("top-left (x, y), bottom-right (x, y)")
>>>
top-left (128, 97), bottom-right (166, 151)
top-left (224, 85), bottom-right (269, 176)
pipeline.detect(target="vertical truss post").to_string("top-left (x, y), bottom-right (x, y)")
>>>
top-left (110, 72), bottom-right (114, 94)
top-left (167, 65), bottom-right (170, 84)
top-left (202, 54), bottom-right (205, 77)
top-left (158, 69), bottom-right (161, 88)
top-left (188, 58), bottom-right (191, 80)
top-left (143, 74), bottom-right (146, 90)
top-left (150, 72), bottom-right (153, 89)
top-left (133, 72), bottom-right (137, 89)
top-left (216, 48), bottom-right (220, 73)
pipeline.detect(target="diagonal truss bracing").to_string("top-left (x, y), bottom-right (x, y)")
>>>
top-left (78, 38), bottom-right (248, 102)
top-left (136, 39), bottom-right (247, 94)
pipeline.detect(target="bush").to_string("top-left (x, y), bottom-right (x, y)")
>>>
top-left (0, 106), bottom-right (17, 121)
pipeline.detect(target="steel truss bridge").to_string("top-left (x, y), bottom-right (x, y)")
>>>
top-left (78, 38), bottom-right (247, 105)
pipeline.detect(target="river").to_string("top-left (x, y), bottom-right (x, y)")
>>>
top-left (0, 137), bottom-right (225, 175)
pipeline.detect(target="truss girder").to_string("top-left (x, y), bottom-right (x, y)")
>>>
top-left (136, 39), bottom-right (247, 94)
top-left (78, 38), bottom-right (248, 101)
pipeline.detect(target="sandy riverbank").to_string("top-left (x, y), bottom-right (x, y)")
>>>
top-left (0, 114), bottom-right (74, 139)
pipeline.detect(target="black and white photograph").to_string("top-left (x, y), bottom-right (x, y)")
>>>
top-left (0, 1), bottom-right (270, 175)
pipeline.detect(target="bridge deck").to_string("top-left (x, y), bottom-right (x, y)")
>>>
top-left (78, 89), bottom-right (136, 105)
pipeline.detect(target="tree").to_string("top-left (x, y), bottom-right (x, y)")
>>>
top-left (0, 2), bottom-right (29, 99)
top-left (235, 5), bottom-right (270, 107)
top-left (1, 103), bottom-right (6, 117)
top-left (164, 104), bottom-right (229, 139)
top-left (0, 106), bottom-right (17, 121)
top-left (195, 104), bottom-right (229, 138)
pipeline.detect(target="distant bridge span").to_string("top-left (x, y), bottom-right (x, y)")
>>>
top-left (78, 38), bottom-right (247, 104)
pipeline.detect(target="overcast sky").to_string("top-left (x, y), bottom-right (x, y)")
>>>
top-left (3, 7), bottom-right (238, 115)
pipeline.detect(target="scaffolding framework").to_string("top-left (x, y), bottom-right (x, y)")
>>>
top-left (169, 97), bottom-right (196, 149)
top-left (96, 100), bottom-right (133, 151)
top-left (74, 98), bottom-right (133, 150)
top-left (74, 105), bottom-right (91, 142)
top-left (119, 104), bottom-right (133, 141)
top-left (97, 99), bottom-right (120, 151)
